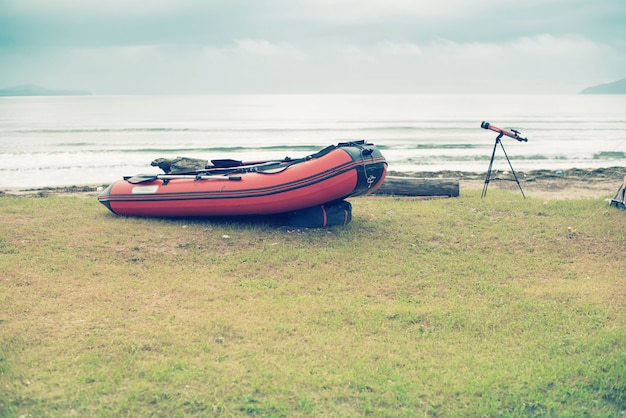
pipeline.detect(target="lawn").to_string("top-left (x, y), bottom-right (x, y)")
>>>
top-left (1, 190), bottom-right (624, 416)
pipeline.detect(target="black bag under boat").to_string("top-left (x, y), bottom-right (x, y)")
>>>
top-left (287, 200), bottom-right (352, 228)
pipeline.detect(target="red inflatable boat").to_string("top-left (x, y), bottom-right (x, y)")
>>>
top-left (98, 141), bottom-right (387, 217)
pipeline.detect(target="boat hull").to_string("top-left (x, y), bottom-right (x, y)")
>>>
top-left (98, 142), bottom-right (387, 217)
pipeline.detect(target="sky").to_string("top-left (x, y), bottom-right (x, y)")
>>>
top-left (0, 0), bottom-right (625, 94)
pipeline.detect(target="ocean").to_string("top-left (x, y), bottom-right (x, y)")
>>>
top-left (1, 94), bottom-right (625, 188)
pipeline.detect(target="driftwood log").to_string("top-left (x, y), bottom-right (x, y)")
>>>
top-left (373, 176), bottom-right (459, 197)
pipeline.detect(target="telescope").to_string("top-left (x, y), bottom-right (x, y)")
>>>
top-left (481, 121), bottom-right (528, 142)
top-left (480, 120), bottom-right (527, 198)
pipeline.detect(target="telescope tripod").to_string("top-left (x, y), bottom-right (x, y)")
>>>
top-left (481, 133), bottom-right (525, 199)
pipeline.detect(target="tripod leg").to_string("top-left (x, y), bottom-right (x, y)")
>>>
top-left (499, 141), bottom-right (526, 199)
top-left (482, 138), bottom-right (499, 198)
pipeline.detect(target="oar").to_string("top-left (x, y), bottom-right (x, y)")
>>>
top-left (126, 159), bottom-right (291, 183)
top-left (126, 173), bottom-right (242, 184)
top-left (210, 157), bottom-right (293, 168)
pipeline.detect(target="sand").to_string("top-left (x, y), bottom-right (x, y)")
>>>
top-left (398, 167), bottom-right (625, 200)
top-left (1, 167), bottom-right (624, 200)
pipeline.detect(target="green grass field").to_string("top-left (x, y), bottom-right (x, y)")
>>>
top-left (1, 190), bottom-right (624, 417)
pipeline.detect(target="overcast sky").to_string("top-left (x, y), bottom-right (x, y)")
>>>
top-left (1, 0), bottom-right (624, 94)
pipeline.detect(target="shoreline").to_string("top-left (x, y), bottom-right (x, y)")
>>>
top-left (1, 167), bottom-right (624, 200)
top-left (395, 167), bottom-right (625, 200)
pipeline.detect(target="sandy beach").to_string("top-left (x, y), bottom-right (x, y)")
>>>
top-left (409, 167), bottom-right (626, 200)
top-left (1, 167), bottom-right (624, 201)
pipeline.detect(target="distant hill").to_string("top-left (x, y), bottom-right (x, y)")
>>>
top-left (0, 84), bottom-right (91, 96)
top-left (580, 78), bottom-right (626, 94)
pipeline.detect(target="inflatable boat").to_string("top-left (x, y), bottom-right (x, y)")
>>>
top-left (98, 141), bottom-right (387, 217)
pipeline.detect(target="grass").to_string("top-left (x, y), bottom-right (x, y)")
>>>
top-left (0, 190), bottom-right (624, 417)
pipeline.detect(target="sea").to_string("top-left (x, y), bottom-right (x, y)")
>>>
top-left (1, 94), bottom-right (625, 188)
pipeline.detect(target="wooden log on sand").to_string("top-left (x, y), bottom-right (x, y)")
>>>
top-left (374, 176), bottom-right (459, 197)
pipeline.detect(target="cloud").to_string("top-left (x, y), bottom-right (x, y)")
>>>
top-left (511, 34), bottom-right (612, 57)
top-left (374, 42), bottom-right (424, 57)
top-left (233, 39), bottom-right (308, 59)
top-left (0, 33), bottom-right (620, 94)
top-left (347, 34), bottom-right (613, 66)
top-left (0, 0), bottom-right (623, 93)
top-left (1, 0), bottom-right (200, 18)
top-left (272, 0), bottom-right (506, 21)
